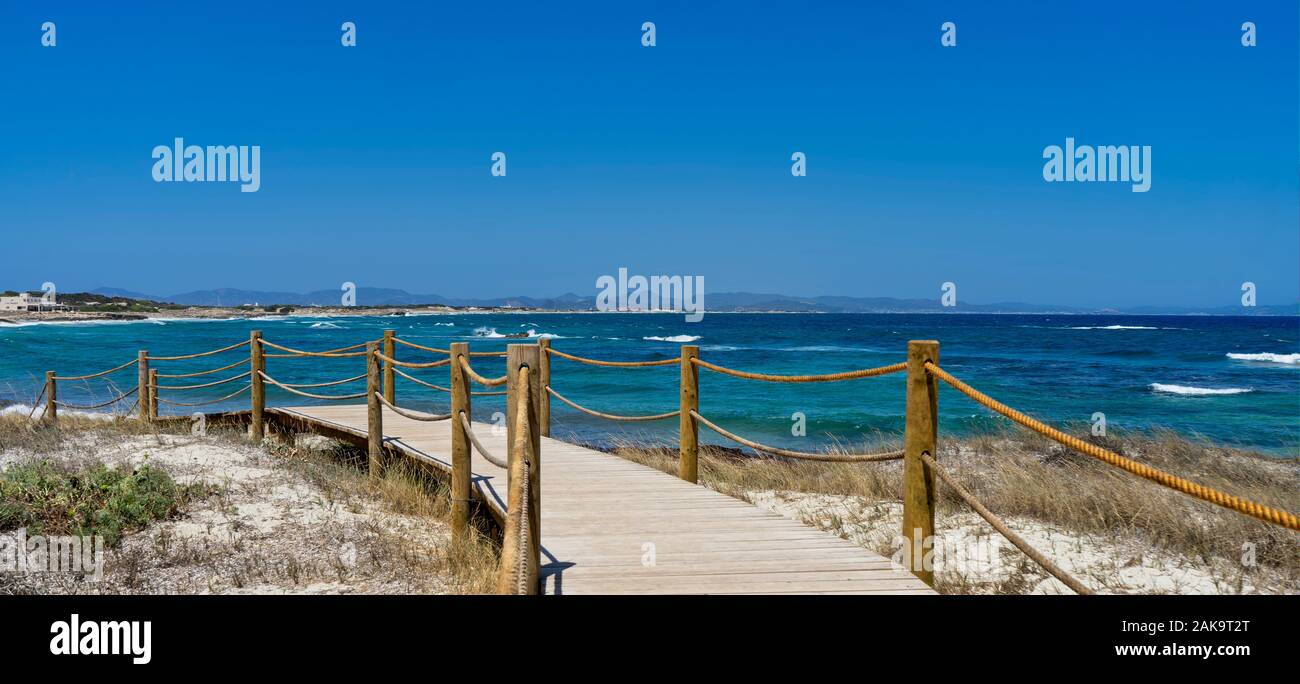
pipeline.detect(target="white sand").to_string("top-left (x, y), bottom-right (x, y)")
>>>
top-left (0, 432), bottom-right (461, 594)
top-left (746, 490), bottom-right (1288, 595)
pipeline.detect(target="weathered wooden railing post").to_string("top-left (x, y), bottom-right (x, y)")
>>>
top-left (449, 341), bottom-right (471, 544)
top-left (506, 343), bottom-right (542, 592)
top-left (137, 351), bottom-right (150, 423)
top-left (44, 371), bottom-right (57, 424)
top-left (366, 341), bottom-right (383, 481)
top-left (382, 329), bottom-right (396, 404)
top-left (148, 369), bottom-right (159, 421)
top-left (536, 338), bottom-right (551, 437)
top-left (249, 331), bottom-right (265, 442)
top-left (902, 339), bottom-right (940, 587)
top-left (678, 345), bottom-right (700, 483)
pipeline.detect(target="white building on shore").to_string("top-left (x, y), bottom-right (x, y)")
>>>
top-left (0, 293), bottom-right (71, 312)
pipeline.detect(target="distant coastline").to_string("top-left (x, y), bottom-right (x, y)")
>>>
top-left (2, 287), bottom-right (1296, 325)
top-left (3, 305), bottom-right (1298, 328)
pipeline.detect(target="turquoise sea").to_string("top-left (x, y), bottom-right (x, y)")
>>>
top-left (1, 313), bottom-right (1297, 456)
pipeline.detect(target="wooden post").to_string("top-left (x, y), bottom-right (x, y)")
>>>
top-left (44, 371), bottom-right (57, 424)
top-left (536, 338), bottom-right (551, 437)
top-left (449, 342), bottom-right (471, 544)
top-left (506, 344), bottom-right (542, 592)
top-left (249, 331), bottom-right (265, 443)
top-left (902, 340), bottom-right (940, 587)
top-left (148, 369), bottom-right (159, 421)
top-left (382, 329), bottom-right (396, 404)
top-left (366, 341), bottom-right (383, 480)
top-left (678, 345), bottom-right (700, 483)
top-left (137, 351), bottom-right (150, 423)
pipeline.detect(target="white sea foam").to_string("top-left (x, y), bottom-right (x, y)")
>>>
top-left (1149, 383), bottom-right (1253, 396)
top-left (643, 335), bottom-right (701, 343)
top-left (0, 403), bottom-right (119, 421)
top-left (1069, 325), bottom-right (1158, 330)
top-left (1226, 352), bottom-right (1300, 365)
top-left (474, 326), bottom-right (505, 338)
top-left (310, 322), bottom-right (342, 329)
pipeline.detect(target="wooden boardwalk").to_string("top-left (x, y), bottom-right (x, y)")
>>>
top-left (271, 404), bottom-right (934, 595)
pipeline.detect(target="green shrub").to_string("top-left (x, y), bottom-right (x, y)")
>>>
top-left (0, 461), bottom-right (209, 546)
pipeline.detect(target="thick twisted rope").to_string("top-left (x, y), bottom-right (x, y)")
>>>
top-left (275, 374), bottom-right (366, 389)
top-left (391, 338), bottom-right (450, 354)
top-left (691, 410), bottom-right (905, 462)
top-left (922, 453), bottom-right (1094, 595)
top-left (459, 411), bottom-right (508, 468)
top-left (498, 368), bottom-right (536, 595)
top-left (53, 358), bottom-right (139, 381)
top-left (28, 384), bottom-right (48, 419)
top-left (393, 368), bottom-right (453, 392)
top-left (375, 393), bottom-right (451, 422)
top-left (155, 357), bottom-right (248, 379)
top-left (458, 356), bottom-right (508, 387)
top-left (260, 339), bottom-right (369, 358)
top-left (373, 350), bottom-right (450, 369)
top-left (514, 462), bottom-right (531, 595)
top-left (151, 370), bottom-right (252, 391)
top-left (258, 372), bottom-right (367, 401)
top-left (392, 368), bottom-right (505, 396)
top-left (546, 347), bottom-right (680, 367)
top-left (546, 386), bottom-right (678, 422)
top-left (154, 384), bottom-right (251, 407)
top-left (692, 358), bottom-right (907, 383)
top-left (150, 339), bottom-right (251, 361)
top-left (53, 386), bottom-right (139, 410)
top-left (924, 362), bottom-right (1300, 531)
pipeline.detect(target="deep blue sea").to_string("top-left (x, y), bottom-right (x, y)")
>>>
top-left (2, 313), bottom-right (1297, 456)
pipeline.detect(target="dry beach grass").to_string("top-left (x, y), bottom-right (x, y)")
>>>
top-left (605, 429), bottom-right (1299, 594)
top-left (1, 413), bottom-right (1295, 595)
top-left (0, 414), bottom-right (498, 594)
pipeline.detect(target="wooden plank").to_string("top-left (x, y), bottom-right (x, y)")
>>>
top-left (276, 403), bottom-right (934, 596)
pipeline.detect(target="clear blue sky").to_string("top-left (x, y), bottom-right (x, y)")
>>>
top-left (1, 1), bottom-right (1295, 308)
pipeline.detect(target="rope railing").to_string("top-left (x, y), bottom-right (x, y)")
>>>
top-left (373, 350), bottom-right (451, 369)
top-left (275, 374), bottom-right (367, 389)
top-left (150, 339), bottom-right (251, 361)
top-left (393, 337), bottom-right (507, 357)
top-left (691, 410), bottom-right (904, 462)
top-left (53, 386), bottom-right (140, 411)
top-left (921, 452), bottom-right (1094, 595)
top-left (27, 384), bottom-right (47, 419)
top-left (375, 393), bottom-right (451, 422)
top-left (151, 370), bottom-right (252, 391)
top-left (33, 334), bottom-right (1293, 598)
top-left (155, 357), bottom-right (248, 379)
top-left (458, 411), bottom-right (509, 468)
top-left (497, 365), bottom-right (537, 595)
top-left (52, 358), bottom-right (139, 381)
top-left (260, 339), bottom-right (370, 358)
top-left (391, 338), bottom-right (450, 354)
top-left (923, 361), bottom-right (1300, 532)
top-left (546, 386), bottom-right (678, 422)
top-left (154, 384), bottom-right (252, 407)
top-left (458, 356), bottom-right (508, 387)
top-left (258, 371), bottom-right (368, 401)
top-left (546, 347), bottom-right (680, 367)
top-left (692, 358), bottom-right (907, 383)
top-left (392, 368), bottom-right (506, 396)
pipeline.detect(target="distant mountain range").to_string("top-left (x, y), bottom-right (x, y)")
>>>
top-left (84, 287), bottom-right (1297, 316)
